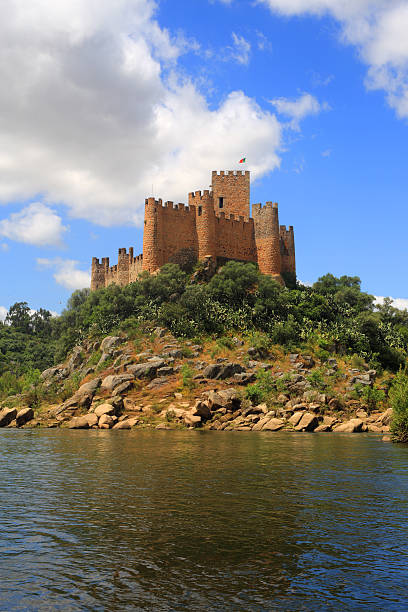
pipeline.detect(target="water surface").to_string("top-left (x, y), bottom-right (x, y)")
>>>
top-left (1, 430), bottom-right (408, 611)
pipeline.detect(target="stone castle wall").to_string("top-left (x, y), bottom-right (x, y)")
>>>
top-left (91, 170), bottom-right (296, 290)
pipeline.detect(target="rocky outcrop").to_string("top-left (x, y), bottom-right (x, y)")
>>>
top-left (202, 363), bottom-right (245, 380)
top-left (127, 358), bottom-right (166, 379)
top-left (0, 407), bottom-right (17, 427)
top-left (295, 413), bottom-right (319, 432)
top-left (16, 407), bottom-right (34, 427)
top-left (333, 418), bottom-right (364, 433)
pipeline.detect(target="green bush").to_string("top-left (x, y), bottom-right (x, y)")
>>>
top-left (390, 369), bottom-right (408, 443)
top-left (246, 369), bottom-right (275, 405)
top-left (180, 364), bottom-right (195, 390)
top-left (307, 368), bottom-right (330, 392)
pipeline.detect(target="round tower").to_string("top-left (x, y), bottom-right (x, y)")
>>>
top-left (253, 202), bottom-right (283, 284)
top-left (193, 190), bottom-right (216, 261)
top-left (142, 198), bottom-right (162, 273)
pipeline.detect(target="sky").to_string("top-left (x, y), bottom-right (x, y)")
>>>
top-left (1, 0), bottom-right (408, 319)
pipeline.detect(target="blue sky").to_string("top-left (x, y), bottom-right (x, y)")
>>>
top-left (1, 0), bottom-right (408, 318)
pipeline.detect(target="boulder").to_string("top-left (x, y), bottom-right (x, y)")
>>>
top-left (66, 346), bottom-right (84, 374)
top-left (0, 408), bottom-right (17, 427)
top-left (356, 409), bottom-right (368, 419)
top-left (333, 418), bottom-right (364, 433)
top-left (41, 366), bottom-right (66, 382)
top-left (127, 359), bottom-right (165, 379)
top-left (101, 374), bottom-right (134, 392)
top-left (191, 401), bottom-right (211, 420)
top-left (202, 363), bottom-right (245, 380)
top-left (100, 336), bottom-right (122, 354)
top-left (367, 423), bottom-right (382, 433)
top-left (262, 418), bottom-right (284, 431)
top-left (157, 367), bottom-right (174, 377)
top-left (67, 416), bottom-right (89, 429)
top-left (288, 411), bottom-right (305, 427)
top-left (99, 414), bottom-right (114, 428)
top-left (184, 413), bottom-right (202, 427)
top-left (252, 416), bottom-right (272, 431)
top-left (234, 373), bottom-right (256, 385)
top-left (56, 378), bottom-right (102, 413)
top-left (314, 416), bottom-right (337, 432)
top-left (112, 381), bottom-right (133, 396)
top-left (147, 377), bottom-right (169, 389)
top-left (206, 389), bottom-right (241, 411)
top-left (112, 420), bottom-right (132, 430)
top-left (295, 412), bottom-right (319, 432)
top-left (314, 424), bottom-right (331, 432)
top-left (328, 397), bottom-right (342, 411)
top-left (84, 413), bottom-right (98, 427)
top-left (376, 408), bottom-right (392, 426)
top-left (123, 398), bottom-right (142, 412)
top-left (94, 403), bottom-right (116, 418)
top-left (16, 407), bottom-right (34, 427)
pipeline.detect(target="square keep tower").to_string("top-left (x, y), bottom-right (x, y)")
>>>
top-left (211, 170), bottom-right (250, 218)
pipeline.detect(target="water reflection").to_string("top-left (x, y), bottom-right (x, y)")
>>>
top-left (1, 430), bottom-right (408, 611)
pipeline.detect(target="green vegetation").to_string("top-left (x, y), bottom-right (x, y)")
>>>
top-left (2, 262), bottom-right (408, 406)
top-left (390, 369), bottom-right (408, 443)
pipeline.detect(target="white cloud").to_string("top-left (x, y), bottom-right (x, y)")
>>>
top-left (0, 242), bottom-right (9, 251)
top-left (0, 203), bottom-right (67, 247)
top-left (258, 0), bottom-right (408, 119)
top-left (0, 0), bottom-right (318, 228)
top-left (230, 33), bottom-right (251, 65)
top-left (322, 149), bottom-right (332, 157)
top-left (375, 295), bottom-right (408, 311)
top-left (0, 307), bottom-right (7, 322)
top-left (270, 93), bottom-right (329, 129)
top-left (37, 258), bottom-right (91, 290)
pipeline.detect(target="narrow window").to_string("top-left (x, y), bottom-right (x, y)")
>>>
top-left (198, 206), bottom-right (202, 216)
top-left (219, 197), bottom-right (224, 209)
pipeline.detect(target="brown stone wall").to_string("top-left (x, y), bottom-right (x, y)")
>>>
top-left (253, 202), bottom-right (283, 283)
top-left (211, 170), bottom-right (250, 218)
top-left (280, 225), bottom-right (296, 277)
top-left (143, 198), bottom-right (199, 272)
top-left (215, 213), bottom-right (256, 262)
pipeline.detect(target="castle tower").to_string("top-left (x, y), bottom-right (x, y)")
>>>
top-left (142, 198), bottom-right (163, 273)
top-left (190, 190), bottom-right (216, 260)
top-left (212, 170), bottom-right (250, 218)
top-left (91, 257), bottom-right (109, 290)
top-left (253, 202), bottom-right (283, 284)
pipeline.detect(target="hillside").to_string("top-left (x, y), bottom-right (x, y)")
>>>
top-left (1, 260), bottom-right (406, 434)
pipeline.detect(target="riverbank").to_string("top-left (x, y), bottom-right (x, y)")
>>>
top-left (0, 327), bottom-right (394, 435)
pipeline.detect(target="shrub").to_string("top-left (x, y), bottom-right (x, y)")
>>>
top-left (180, 364), bottom-right (195, 390)
top-left (245, 369), bottom-right (275, 405)
top-left (355, 384), bottom-right (385, 411)
top-left (351, 354), bottom-right (366, 370)
top-left (390, 369), bottom-right (408, 443)
top-left (307, 368), bottom-right (329, 392)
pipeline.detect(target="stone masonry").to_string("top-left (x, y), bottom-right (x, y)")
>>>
top-left (91, 170), bottom-right (296, 290)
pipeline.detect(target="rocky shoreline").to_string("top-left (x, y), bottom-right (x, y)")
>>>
top-left (0, 330), bottom-right (394, 437)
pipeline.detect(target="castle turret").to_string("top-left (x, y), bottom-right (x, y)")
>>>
top-left (253, 202), bottom-right (283, 284)
top-left (142, 198), bottom-right (162, 273)
top-left (91, 256), bottom-right (109, 290)
top-left (212, 170), bottom-right (250, 218)
top-left (189, 190), bottom-right (216, 261)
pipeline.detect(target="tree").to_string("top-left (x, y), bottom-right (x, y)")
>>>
top-left (5, 302), bottom-right (31, 333)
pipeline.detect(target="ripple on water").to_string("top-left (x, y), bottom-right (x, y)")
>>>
top-left (1, 430), bottom-right (408, 611)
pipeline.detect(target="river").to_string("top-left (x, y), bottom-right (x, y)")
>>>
top-left (0, 430), bottom-right (407, 611)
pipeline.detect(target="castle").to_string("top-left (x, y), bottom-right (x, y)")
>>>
top-left (91, 170), bottom-right (296, 290)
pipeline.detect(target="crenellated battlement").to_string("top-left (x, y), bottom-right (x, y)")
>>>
top-left (91, 170), bottom-right (296, 289)
top-left (212, 170), bottom-right (249, 177)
